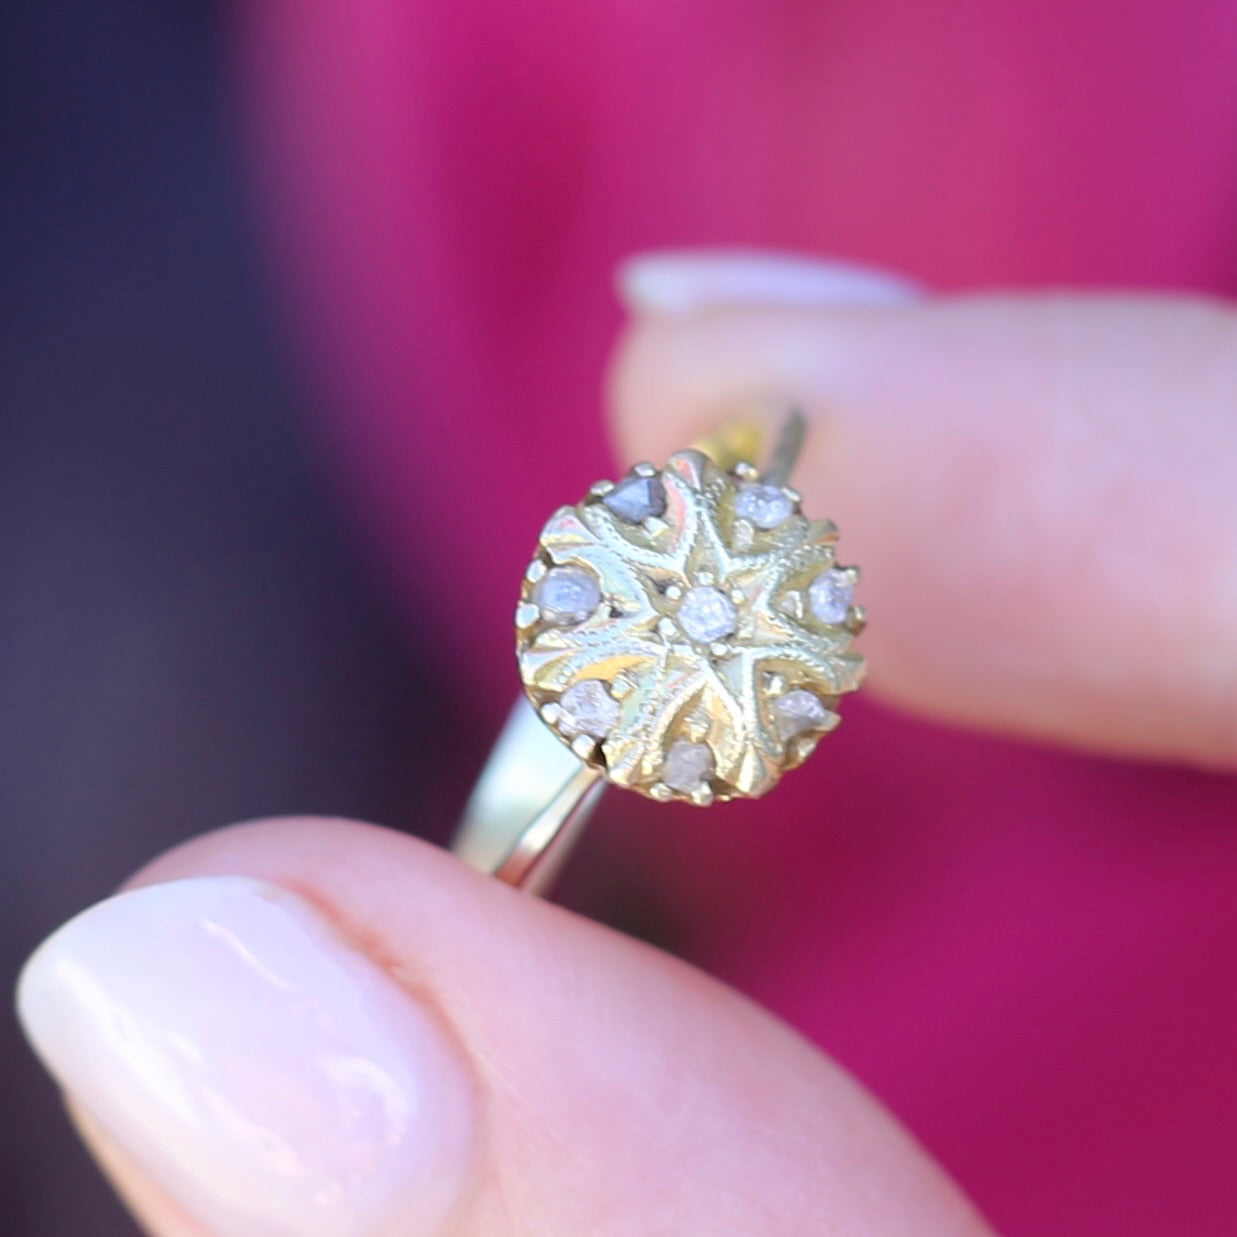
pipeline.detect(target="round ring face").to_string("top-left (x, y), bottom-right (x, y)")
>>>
top-left (515, 450), bottom-right (865, 804)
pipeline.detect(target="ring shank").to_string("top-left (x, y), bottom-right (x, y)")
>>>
top-left (452, 697), bottom-right (603, 894)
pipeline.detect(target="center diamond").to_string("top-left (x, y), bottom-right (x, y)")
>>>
top-left (677, 586), bottom-right (738, 644)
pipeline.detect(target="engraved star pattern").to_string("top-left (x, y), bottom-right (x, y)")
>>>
top-left (516, 450), bottom-right (865, 802)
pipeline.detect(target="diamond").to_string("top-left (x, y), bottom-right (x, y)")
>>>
top-left (533, 566), bottom-right (601, 625)
top-left (677, 586), bottom-right (738, 643)
top-left (603, 474), bottom-right (666, 523)
top-left (558, 679), bottom-right (620, 739)
top-left (771, 688), bottom-right (829, 740)
top-left (734, 483), bottom-right (794, 529)
top-left (808, 569), bottom-right (853, 624)
top-left (662, 740), bottom-right (714, 792)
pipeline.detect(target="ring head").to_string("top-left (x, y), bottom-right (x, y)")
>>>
top-left (515, 450), bottom-right (865, 804)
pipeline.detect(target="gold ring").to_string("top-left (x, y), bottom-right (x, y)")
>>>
top-left (451, 413), bottom-right (865, 895)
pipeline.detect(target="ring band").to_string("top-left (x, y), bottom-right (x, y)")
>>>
top-left (452, 697), bottom-right (604, 896)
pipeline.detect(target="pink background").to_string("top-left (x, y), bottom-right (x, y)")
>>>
top-left (232, 3), bottom-right (1237, 1231)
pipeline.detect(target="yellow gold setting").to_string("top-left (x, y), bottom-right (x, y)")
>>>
top-left (515, 448), bottom-right (865, 804)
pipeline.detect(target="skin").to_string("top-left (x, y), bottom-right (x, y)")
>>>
top-left (45, 287), bottom-right (1237, 1232)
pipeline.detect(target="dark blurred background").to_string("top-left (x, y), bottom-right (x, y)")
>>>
top-left (3, 5), bottom-right (457, 1231)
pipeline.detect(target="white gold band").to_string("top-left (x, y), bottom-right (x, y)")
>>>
top-left (451, 697), bottom-right (603, 895)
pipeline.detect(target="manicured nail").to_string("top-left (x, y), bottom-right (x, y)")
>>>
top-left (618, 249), bottom-right (922, 316)
top-left (16, 876), bottom-right (475, 1236)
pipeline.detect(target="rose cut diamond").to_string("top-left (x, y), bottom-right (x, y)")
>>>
top-left (808, 568), bottom-right (853, 624)
top-left (558, 679), bottom-right (620, 739)
top-left (602, 474), bottom-right (666, 524)
top-left (734, 483), bottom-right (794, 530)
top-left (677, 586), bottom-right (738, 644)
top-left (662, 739), bottom-right (715, 792)
top-left (533, 566), bottom-right (601, 625)
top-left (771, 688), bottom-right (829, 740)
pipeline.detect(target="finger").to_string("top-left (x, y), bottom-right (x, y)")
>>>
top-left (68, 1105), bottom-right (207, 1237)
top-left (17, 817), bottom-right (992, 1236)
top-left (610, 263), bottom-right (1237, 768)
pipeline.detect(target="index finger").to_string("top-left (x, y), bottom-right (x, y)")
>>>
top-left (609, 290), bottom-right (1237, 768)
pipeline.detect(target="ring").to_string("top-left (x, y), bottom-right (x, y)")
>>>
top-left (451, 413), bottom-right (866, 895)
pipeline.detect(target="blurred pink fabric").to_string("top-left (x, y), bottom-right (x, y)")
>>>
top-left (230, 3), bottom-right (1237, 1232)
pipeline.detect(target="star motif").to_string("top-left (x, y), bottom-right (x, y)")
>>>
top-left (516, 450), bottom-right (865, 802)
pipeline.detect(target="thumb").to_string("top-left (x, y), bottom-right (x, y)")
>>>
top-left (17, 817), bottom-right (991, 1236)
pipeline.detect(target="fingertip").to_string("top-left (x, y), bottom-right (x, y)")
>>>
top-left (18, 862), bottom-right (478, 1236)
top-left (28, 816), bottom-right (991, 1235)
top-left (607, 293), bottom-right (1237, 767)
top-left (67, 1104), bottom-right (210, 1237)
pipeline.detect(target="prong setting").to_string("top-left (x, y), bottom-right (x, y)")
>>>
top-left (516, 451), bottom-right (864, 802)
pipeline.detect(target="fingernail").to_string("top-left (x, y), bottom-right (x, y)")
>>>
top-left (16, 876), bottom-right (476, 1236)
top-left (617, 249), bottom-right (923, 316)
